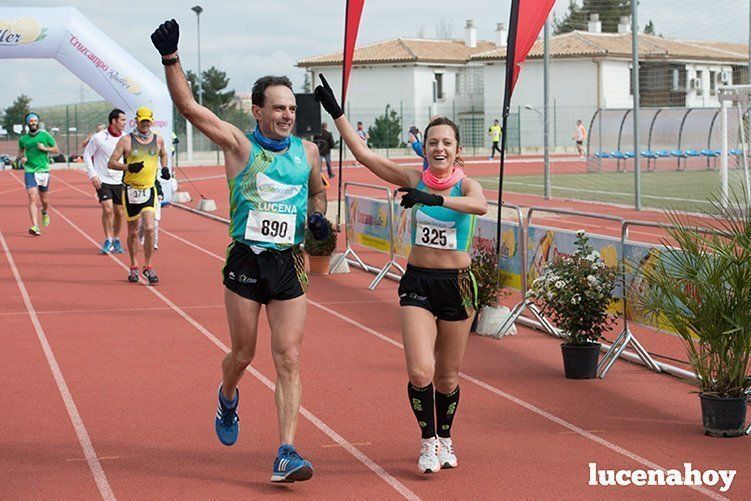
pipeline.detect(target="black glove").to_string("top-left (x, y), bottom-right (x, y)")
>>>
top-left (161, 167), bottom-right (171, 180)
top-left (307, 212), bottom-right (329, 241)
top-left (127, 161), bottom-right (144, 173)
top-left (314, 74), bottom-right (343, 120)
top-left (151, 19), bottom-right (180, 56)
top-left (398, 187), bottom-right (443, 209)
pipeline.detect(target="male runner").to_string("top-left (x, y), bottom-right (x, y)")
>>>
top-left (107, 106), bottom-right (169, 284)
top-left (152, 19), bottom-right (328, 483)
top-left (84, 109), bottom-right (127, 254)
top-left (17, 112), bottom-right (58, 236)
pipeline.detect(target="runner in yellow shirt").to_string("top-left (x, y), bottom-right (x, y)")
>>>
top-left (488, 119), bottom-right (502, 160)
top-left (107, 107), bottom-right (169, 284)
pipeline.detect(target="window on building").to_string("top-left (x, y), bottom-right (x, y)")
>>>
top-left (435, 73), bottom-right (444, 100)
top-left (696, 70), bottom-right (704, 96)
top-left (671, 67), bottom-right (686, 91)
top-left (709, 70), bottom-right (717, 95)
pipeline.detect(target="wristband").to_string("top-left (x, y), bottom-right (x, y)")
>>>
top-left (162, 56), bottom-right (179, 66)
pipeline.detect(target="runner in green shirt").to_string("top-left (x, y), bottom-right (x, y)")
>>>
top-left (17, 113), bottom-right (58, 235)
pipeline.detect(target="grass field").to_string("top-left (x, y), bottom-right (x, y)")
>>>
top-left (477, 168), bottom-right (751, 213)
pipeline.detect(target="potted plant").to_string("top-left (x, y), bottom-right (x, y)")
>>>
top-left (304, 217), bottom-right (337, 275)
top-left (471, 247), bottom-right (511, 337)
top-left (635, 194), bottom-right (751, 437)
top-left (527, 230), bottom-right (619, 379)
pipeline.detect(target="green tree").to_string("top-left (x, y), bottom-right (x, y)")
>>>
top-left (367, 104), bottom-right (403, 148)
top-left (185, 66), bottom-right (235, 114)
top-left (3, 94), bottom-right (32, 138)
top-left (554, 0), bottom-right (631, 35)
top-left (644, 20), bottom-right (656, 35)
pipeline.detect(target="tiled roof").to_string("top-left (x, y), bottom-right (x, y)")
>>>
top-left (297, 37), bottom-right (498, 67)
top-left (471, 31), bottom-right (748, 63)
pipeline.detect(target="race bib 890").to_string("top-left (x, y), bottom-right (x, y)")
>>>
top-left (416, 222), bottom-right (457, 250)
top-left (245, 210), bottom-right (296, 245)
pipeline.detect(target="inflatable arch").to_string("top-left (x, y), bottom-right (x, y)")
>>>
top-left (0, 6), bottom-right (173, 167)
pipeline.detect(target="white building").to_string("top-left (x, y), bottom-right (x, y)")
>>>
top-left (297, 17), bottom-right (749, 150)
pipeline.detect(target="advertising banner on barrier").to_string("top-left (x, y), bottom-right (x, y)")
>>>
top-left (345, 194), bottom-right (391, 252)
top-left (623, 241), bottom-right (677, 331)
top-left (473, 217), bottom-right (523, 290)
top-left (393, 205), bottom-right (412, 259)
top-left (527, 225), bottom-right (623, 310)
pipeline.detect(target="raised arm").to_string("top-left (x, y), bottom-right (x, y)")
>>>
top-left (314, 74), bottom-right (420, 188)
top-left (151, 20), bottom-right (245, 155)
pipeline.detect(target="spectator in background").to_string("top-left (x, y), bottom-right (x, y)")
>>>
top-left (356, 121), bottom-right (369, 144)
top-left (408, 125), bottom-right (429, 170)
top-left (313, 122), bottom-right (336, 178)
top-left (488, 119), bottom-right (502, 160)
top-left (82, 123), bottom-right (105, 149)
top-left (573, 119), bottom-right (587, 157)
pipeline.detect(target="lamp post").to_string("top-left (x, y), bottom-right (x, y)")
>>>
top-left (191, 5), bottom-right (203, 107)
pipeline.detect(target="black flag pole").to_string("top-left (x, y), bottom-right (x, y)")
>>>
top-left (335, 0), bottom-right (351, 233)
top-left (495, 0), bottom-right (521, 260)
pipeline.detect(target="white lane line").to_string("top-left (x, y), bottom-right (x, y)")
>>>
top-left (47, 181), bottom-right (421, 501)
top-left (0, 304), bottom-right (225, 317)
top-left (156, 213), bottom-right (726, 501)
top-left (0, 230), bottom-right (116, 501)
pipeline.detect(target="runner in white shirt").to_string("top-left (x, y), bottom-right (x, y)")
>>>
top-left (84, 108), bottom-right (127, 254)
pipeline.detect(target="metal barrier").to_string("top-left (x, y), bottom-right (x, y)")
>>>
top-left (332, 182), bottom-right (404, 290)
top-left (616, 219), bottom-right (728, 382)
top-left (496, 205), bottom-right (660, 378)
top-left (489, 200), bottom-right (527, 291)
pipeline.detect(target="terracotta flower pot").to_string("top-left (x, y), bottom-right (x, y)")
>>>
top-left (307, 255), bottom-right (331, 275)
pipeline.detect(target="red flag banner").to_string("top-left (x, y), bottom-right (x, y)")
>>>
top-left (509, 0), bottom-right (556, 93)
top-left (341, 0), bottom-right (366, 105)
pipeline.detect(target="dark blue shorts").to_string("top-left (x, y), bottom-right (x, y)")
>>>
top-left (24, 171), bottom-right (51, 192)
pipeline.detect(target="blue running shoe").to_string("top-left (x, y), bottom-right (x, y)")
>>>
top-left (100, 239), bottom-right (112, 254)
top-left (271, 444), bottom-right (313, 483)
top-left (112, 239), bottom-right (124, 254)
top-left (214, 386), bottom-right (239, 446)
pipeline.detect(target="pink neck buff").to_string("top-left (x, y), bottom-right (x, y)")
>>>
top-left (422, 167), bottom-right (466, 190)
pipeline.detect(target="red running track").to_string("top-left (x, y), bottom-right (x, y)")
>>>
top-left (0, 168), bottom-right (749, 500)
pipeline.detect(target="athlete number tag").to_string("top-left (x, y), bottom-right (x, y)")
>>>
top-left (416, 222), bottom-right (457, 250)
top-left (245, 211), bottom-right (296, 245)
top-left (34, 172), bottom-right (50, 188)
top-left (127, 188), bottom-right (151, 205)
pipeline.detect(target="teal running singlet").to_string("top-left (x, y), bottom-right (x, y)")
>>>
top-left (410, 179), bottom-right (476, 252)
top-left (228, 134), bottom-right (311, 250)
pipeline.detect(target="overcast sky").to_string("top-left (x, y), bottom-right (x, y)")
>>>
top-left (0, 0), bottom-right (747, 109)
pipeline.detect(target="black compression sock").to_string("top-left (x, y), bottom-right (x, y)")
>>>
top-left (407, 382), bottom-right (435, 439)
top-left (435, 386), bottom-right (460, 438)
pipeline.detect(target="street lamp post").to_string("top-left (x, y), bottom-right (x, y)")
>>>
top-left (191, 5), bottom-right (203, 107)
top-left (191, 5), bottom-right (203, 157)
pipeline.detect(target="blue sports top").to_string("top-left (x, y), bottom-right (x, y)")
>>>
top-left (228, 134), bottom-right (311, 250)
top-left (410, 179), bottom-right (476, 252)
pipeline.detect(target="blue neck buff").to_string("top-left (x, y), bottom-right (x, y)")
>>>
top-left (252, 127), bottom-right (290, 152)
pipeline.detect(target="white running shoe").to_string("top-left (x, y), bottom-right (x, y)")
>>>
top-left (438, 437), bottom-right (457, 469)
top-left (418, 437), bottom-right (441, 474)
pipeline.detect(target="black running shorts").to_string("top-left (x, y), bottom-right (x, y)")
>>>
top-left (96, 183), bottom-right (124, 205)
top-left (223, 240), bottom-right (309, 304)
top-left (398, 264), bottom-right (477, 321)
top-left (123, 185), bottom-right (157, 221)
